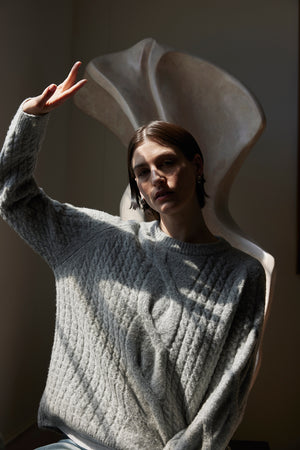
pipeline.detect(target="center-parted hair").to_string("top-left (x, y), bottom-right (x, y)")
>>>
top-left (127, 121), bottom-right (208, 216)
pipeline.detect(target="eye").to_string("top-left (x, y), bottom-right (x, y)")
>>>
top-left (159, 158), bottom-right (176, 170)
top-left (135, 168), bottom-right (149, 179)
top-left (162, 159), bottom-right (175, 166)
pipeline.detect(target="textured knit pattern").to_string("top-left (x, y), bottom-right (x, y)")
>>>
top-left (0, 105), bottom-right (266, 450)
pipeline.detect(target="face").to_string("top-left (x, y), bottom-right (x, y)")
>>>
top-left (131, 140), bottom-right (203, 218)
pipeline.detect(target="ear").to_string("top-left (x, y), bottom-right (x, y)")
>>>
top-left (192, 154), bottom-right (203, 176)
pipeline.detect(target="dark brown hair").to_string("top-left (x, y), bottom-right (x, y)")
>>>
top-left (127, 121), bottom-right (208, 216)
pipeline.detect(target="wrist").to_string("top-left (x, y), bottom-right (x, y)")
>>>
top-left (22, 99), bottom-right (47, 116)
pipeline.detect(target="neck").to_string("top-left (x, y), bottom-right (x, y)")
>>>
top-left (159, 209), bottom-right (217, 244)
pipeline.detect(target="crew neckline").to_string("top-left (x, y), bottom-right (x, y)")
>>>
top-left (146, 221), bottom-right (231, 256)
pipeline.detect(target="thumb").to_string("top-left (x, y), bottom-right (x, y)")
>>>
top-left (23, 84), bottom-right (58, 115)
top-left (38, 84), bottom-right (57, 107)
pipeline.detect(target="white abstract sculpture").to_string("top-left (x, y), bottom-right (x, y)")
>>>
top-left (74, 39), bottom-right (275, 358)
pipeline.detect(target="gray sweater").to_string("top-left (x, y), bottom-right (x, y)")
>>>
top-left (0, 105), bottom-right (265, 450)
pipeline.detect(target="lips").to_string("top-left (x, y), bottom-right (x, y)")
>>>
top-left (154, 189), bottom-right (173, 201)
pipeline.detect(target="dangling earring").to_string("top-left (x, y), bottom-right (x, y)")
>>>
top-left (140, 195), bottom-right (149, 211)
top-left (197, 174), bottom-right (203, 184)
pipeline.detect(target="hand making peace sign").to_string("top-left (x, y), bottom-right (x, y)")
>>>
top-left (23, 61), bottom-right (87, 115)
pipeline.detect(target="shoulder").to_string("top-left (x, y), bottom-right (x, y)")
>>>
top-left (225, 245), bottom-right (266, 307)
top-left (214, 242), bottom-right (266, 305)
top-left (69, 205), bottom-right (144, 243)
top-left (221, 241), bottom-right (265, 277)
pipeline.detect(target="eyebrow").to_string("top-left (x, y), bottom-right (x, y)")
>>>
top-left (132, 151), bottom-right (177, 172)
top-left (132, 162), bottom-right (147, 172)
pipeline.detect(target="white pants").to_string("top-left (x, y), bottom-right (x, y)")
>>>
top-left (35, 439), bottom-right (85, 450)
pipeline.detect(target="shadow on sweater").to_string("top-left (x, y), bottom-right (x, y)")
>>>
top-left (37, 216), bottom-right (263, 448)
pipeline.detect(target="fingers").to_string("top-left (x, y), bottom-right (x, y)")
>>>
top-left (41, 84), bottom-right (57, 104)
top-left (64, 78), bottom-right (87, 97)
top-left (23, 61), bottom-right (87, 115)
top-left (47, 61), bottom-right (86, 105)
top-left (34, 84), bottom-right (58, 112)
top-left (62, 61), bottom-right (82, 90)
top-left (46, 78), bottom-right (87, 108)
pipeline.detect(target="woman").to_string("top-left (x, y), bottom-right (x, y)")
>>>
top-left (0, 63), bottom-right (265, 450)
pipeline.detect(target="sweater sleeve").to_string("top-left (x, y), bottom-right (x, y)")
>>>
top-left (0, 103), bottom-right (106, 268)
top-left (163, 263), bottom-right (266, 450)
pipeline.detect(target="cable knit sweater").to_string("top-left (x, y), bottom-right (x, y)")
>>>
top-left (0, 104), bottom-right (266, 450)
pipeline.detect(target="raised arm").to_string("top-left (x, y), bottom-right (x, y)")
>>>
top-left (0, 63), bottom-right (106, 269)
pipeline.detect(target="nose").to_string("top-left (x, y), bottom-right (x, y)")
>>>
top-left (150, 168), bottom-right (165, 185)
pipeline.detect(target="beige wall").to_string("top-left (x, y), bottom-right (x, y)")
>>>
top-left (0, 1), bottom-right (299, 449)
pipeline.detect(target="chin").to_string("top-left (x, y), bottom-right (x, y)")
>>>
top-left (157, 205), bottom-right (179, 216)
